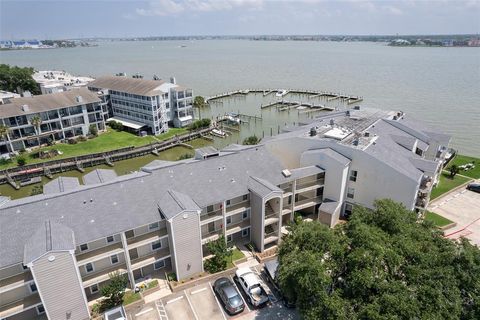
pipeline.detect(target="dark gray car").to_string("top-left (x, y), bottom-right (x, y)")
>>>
top-left (213, 277), bottom-right (245, 315)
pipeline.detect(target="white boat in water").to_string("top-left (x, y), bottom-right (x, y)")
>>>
top-left (276, 89), bottom-right (288, 97)
top-left (211, 128), bottom-right (227, 137)
top-left (225, 113), bottom-right (241, 124)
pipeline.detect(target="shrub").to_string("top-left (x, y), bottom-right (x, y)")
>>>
top-left (17, 157), bottom-right (26, 166)
top-left (178, 153), bottom-right (193, 160)
top-left (30, 185), bottom-right (43, 196)
top-left (0, 158), bottom-right (12, 165)
top-left (167, 272), bottom-right (177, 282)
top-left (77, 135), bottom-right (88, 142)
top-left (188, 119), bottom-right (211, 131)
top-left (108, 120), bottom-right (124, 131)
top-left (89, 124), bottom-right (98, 137)
top-left (101, 272), bottom-right (128, 309)
top-left (19, 148), bottom-right (26, 154)
top-left (67, 138), bottom-right (78, 144)
top-left (243, 135), bottom-right (260, 145)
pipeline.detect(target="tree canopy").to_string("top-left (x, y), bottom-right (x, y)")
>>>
top-left (242, 135), bottom-right (260, 145)
top-left (277, 199), bottom-right (480, 320)
top-left (0, 64), bottom-right (40, 94)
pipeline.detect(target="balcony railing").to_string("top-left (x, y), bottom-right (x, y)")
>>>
top-left (294, 196), bottom-right (322, 210)
top-left (295, 179), bottom-right (325, 193)
top-left (0, 293), bottom-right (41, 319)
top-left (226, 200), bottom-right (250, 216)
top-left (127, 228), bottom-right (168, 249)
top-left (130, 247), bottom-right (170, 270)
top-left (76, 242), bottom-right (124, 266)
top-left (201, 230), bottom-right (222, 244)
top-left (81, 263), bottom-right (128, 288)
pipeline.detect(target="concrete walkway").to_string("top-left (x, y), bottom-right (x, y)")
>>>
top-left (428, 179), bottom-right (480, 245)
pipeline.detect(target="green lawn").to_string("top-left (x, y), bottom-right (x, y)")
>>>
top-left (0, 127), bottom-right (188, 171)
top-left (430, 172), bottom-right (471, 200)
top-left (446, 154), bottom-right (480, 179)
top-left (122, 291), bottom-right (142, 305)
top-left (424, 211), bottom-right (454, 228)
top-left (226, 248), bottom-right (245, 269)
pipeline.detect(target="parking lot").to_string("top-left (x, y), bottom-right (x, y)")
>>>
top-left (429, 183), bottom-right (480, 245)
top-left (126, 265), bottom-right (299, 320)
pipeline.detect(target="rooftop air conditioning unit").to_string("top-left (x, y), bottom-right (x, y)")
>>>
top-left (364, 131), bottom-right (370, 137)
top-left (329, 119), bottom-right (334, 126)
top-left (21, 104), bottom-right (29, 112)
top-left (282, 169), bottom-right (291, 177)
top-left (354, 105), bottom-right (360, 110)
top-left (75, 96), bottom-right (83, 103)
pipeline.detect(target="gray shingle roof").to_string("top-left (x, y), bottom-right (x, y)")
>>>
top-left (82, 169), bottom-right (118, 185)
top-left (23, 221), bottom-right (75, 265)
top-left (89, 76), bottom-right (165, 96)
top-left (319, 199), bottom-right (340, 215)
top-left (0, 88), bottom-right (101, 118)
top-left (158, 190), bottom-right (201, 220)
top-left (43, 177), bottom-right (81, 195)
top-left (248, 176), bottom-right (282, 198)
top-left (0, 145), bottom-right (286, 268)
top-left (303, 148), bottom-right (351, 166)
top-left (289, 166), bottom-right (324, 180)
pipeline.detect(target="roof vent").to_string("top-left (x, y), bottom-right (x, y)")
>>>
top-left (282, 169), bottom-right (292, 177)
top-left (364, 131), bottom-right (370, 137)
top-left (353, 139), bottom-right (359, 146)
top-left (354, 105), bottom-right (360, 110)
top-left (329, 119), bottom-right (335, 126)
top-left (21, 104), bottom-right (29, 112)
top-left (75, 96), bottom-right (83, 103)
top-left (309, 127), bottom-right (317, 137)
top-left (346, 110), bottom-right (350, 116)
top-left (393, 115), bottom-right (398, 120)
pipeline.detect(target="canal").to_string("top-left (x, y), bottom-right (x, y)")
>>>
top-left (0, 91), bottom-right (356, 200)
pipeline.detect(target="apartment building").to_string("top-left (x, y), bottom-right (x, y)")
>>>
top-left (88, 76), bottom-right (194, 134)
top-left (0, 88), bottom-right (108, 155)
top-left (0, 106), bottom-right (449, 320)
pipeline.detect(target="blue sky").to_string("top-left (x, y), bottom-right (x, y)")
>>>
top-left (1, 0), bottom-right (479, 39)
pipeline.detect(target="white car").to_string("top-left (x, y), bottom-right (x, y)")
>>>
top-left (235, 268), bottom-right (269, 307)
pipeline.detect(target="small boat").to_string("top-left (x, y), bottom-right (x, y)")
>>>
top-left (225, 113), bottom-right (241, 125)
top-left (211, 128), bottom-right (227, 137)
top-left (276, 89), bottom-right (288, 97)
top-left (296, 106), bottom-right (307, 110)
top-left (239, 90), bottom-right (250, 94)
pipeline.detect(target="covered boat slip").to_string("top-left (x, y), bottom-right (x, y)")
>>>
top-left (107, 116), bottom-right (147, 133)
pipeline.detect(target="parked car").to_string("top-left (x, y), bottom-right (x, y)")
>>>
top-left (104, 306), bottom-right (126, 320)
top-left (466, 183), bottom-right (480, 193)
top-left (235, 268), bottom-right (269, 307)
top-left (264, 258), bottom-right (296, 308)
top-left (213, 277), bottom-right (245, 315)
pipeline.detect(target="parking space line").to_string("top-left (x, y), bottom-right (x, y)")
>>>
top-left (135, 307), bottom-right (153, 316)
top-left (184, 290), bottom-right (199, 320)
top-left (229, 275), bottom-right (251, 313)
top-left (191, 287), bottom-right (207, 295)
top-left (166, 296), bottom-right (184, 304)
top-left (209, 281), bottom-right (227, 320)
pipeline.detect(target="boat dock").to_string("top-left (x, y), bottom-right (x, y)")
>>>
top-left (206, 88), bottom-right (363, 104)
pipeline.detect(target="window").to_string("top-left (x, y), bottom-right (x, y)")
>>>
top-left (22, 264), bottom-right (28, 270)
top-left (106, 235), bottom-right (115, 244)
top-left (347, 187), bottom-right (355, 199)
top-left (226, 234), bottom-right (233, 242)
top-left (242, 228), bottom-right (250, 238)
top-left (151, 240), bottom-right (162, 251)
top-left (415, 147), bottom-right (423, 156)
top-left (110, 255), bottom-right (119, 265)
top-left (242, 194), bottom-right (248, 201)
top-left (344, 203), bottom-right (353, 216)
top-left (349, 170), bottom-right (358, 182)
top-left (226, 200), bottom-right (231, 206)
top-left (90, 284), bottom-right (99, 294)
top-left (149, 222), bottom-right (159, 230)
top-left (80, 243), bottom-right (88, 251)
top-left (242, 210), bottom-right (249, 220)
top-left (125, 230), bottom-right (135, 239)
top-left (36, 305), bottom-right (45, 315)
top-left (29, 282), bottom-right (37, 293)
top-left (207, 205), bottom-right (214, 213)
top-left (226, 216), bottom-right (232, 225)
top-left (154, 259), bottom-right (165, 270)
top-left (85, 263), bottom-right (94, 273)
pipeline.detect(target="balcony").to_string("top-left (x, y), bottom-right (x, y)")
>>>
top-left (295, 179), bottom-right (325, 194)
top-left (130, 247), bottom-right (170, 271)
top-left (201, 230), bottom-right (222, 245)
top-left (282, 208), bottom-right (292, 215)
top-left (0, 293), bottom-right (41, 319)
top-left (76, 242), bottom-right (124, 266)
top-left (225, 219), bottom-right (250, 236)
top-left (226, 200), bottom-right (250, 216)
top-left (294, 196), bottom-right (322, 211)
top-left (127, 228), bottom-right (168, 250)
top-left (264, 213), bottom-right (280, 226)
top-left (264, 231), bottom-right (279, 245)
top-left (82, 263), bottom-right (128, 288)
top-left (0, 272), bottom-right (33, 294)
top-left (200, 209), bottom-right (223, 225)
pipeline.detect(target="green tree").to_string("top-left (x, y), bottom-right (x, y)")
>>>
top-left (450, 164), bottom-right (459, 178)
top-left (17, 156), bottom-right (26, 166)
top-left (0, 124), bottom-right (9, 140)
top-left (242, 135), bottom-right (260, 145)
top-left (0, 64), bottom-right (40, 94)
top-left (193, 96), bottom-right (207, 108)
top-left (101, 272), bottom-right (129, 309)
top-left (89, 124), bottom-right (98, 137)
top-left (204, 235), bottom-right (232, 273)
top-left (29, 115), bottom-right (42, 135)
top-left (277, 199), bottom-right (480, 320)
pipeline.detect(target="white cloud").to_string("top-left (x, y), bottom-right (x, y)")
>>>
top-left (136, 0), bottom-right (264, 16)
